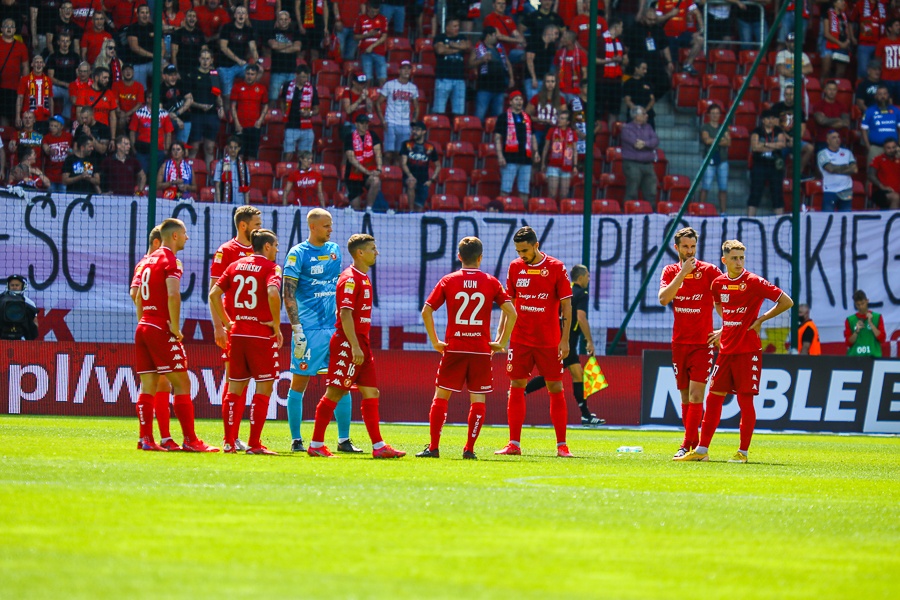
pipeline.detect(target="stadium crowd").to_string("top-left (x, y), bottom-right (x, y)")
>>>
top-left (1, 0), bottom-right (900, 213)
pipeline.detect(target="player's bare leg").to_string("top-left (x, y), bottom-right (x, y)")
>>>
top-left (137, 372), bottom-right (167, 451)
top-left (309, 386), bottom-right (404, 458)
top-left (226, 378), bottom-right (278, 455)
top-left (166, 370), bottom-right (219, 452)
top-left (674, 381), bottom-right (706, 459)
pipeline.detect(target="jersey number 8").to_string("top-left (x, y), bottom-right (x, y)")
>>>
top-left (454, 292), bottom-right (485, 326)
top-left (233, 274), bottom-right (258, 310)
top-left (140, 267), bottom-right (152, 301)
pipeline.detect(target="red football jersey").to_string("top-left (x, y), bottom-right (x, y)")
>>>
top-left (42, 131), bottom-right (73, 184)
top-left (506, 254), bottom-right (573, 348)
top-left (211, 237), bottom-right (254, 317)
top-left (660, 260), bottom-right (720, 345)
top-left (231, 81), bottom-right (268, 128)
top-left (355, 15), bottom-right (388, 55)
top-left (712, 270), bottom-right (784, 355)
top-left (215, 254), bottom-right (282, 338)
top-left (129, 106), bottom-right (174, 149)
top-left (75, 87), bottom-right (118, 125)
top-left (136, 247), bottom-right (183, 328)
top-left (335, 266), bottom-right (373, 337)
top-left (287, 168), bottom-right (323, 206)
top-left (131, 253), bottom-right (151, 289)
top-left (425, 268), bottom-right (510, 354)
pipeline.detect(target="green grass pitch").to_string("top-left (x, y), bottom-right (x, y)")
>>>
top-left (1, 415), bottom-right (898, 599)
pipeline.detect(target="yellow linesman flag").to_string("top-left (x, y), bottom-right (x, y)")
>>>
top-left (583, 356), bottom-right (608, 397)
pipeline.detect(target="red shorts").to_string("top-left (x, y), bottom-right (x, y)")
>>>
top-left (506, 342), bottom-right (564, 381)
top-left (229, 335), bottom-right (279, 382)
top-left (325, 332), bottom-right (377, 390)
top-left (672, 343), bottom-right (715, 389)
top-left (435, 352), bottom-right (493, 393)
top-left (134, 322), bottom-right (188, 375)
top-left (710, 351), bottom-right (762, 396)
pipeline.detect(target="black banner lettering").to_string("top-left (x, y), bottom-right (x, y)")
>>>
top-left (24, 195), bottom-right (59, 291)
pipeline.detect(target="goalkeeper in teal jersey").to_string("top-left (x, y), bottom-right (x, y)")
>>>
top-left (282, 208), bottom-right (360, 453)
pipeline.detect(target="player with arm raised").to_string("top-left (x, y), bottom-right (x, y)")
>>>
top-left (129, 225), bottom-right (181, 451)
top-left (307, 234), bottom-right (405, 459)
top-left (675, 239), bottom-right (793, 463)
top-left (495, 226), bottom-right (575, 458)
top-left (282, 208), bottom-right (359, 454)
top-left (658, 227), bottom-right (721, 459)
top-left (209, 229), bottom-right (284, 455)
top-left (417, 237), bottom-right (517, 459)
top-left (209, 205), bottom-right (261, 452)
top-left (133, 218), bottom-right (218, 452)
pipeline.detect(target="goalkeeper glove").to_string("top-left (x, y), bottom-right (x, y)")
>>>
top-left (292, 324), bottom-right (308, 359)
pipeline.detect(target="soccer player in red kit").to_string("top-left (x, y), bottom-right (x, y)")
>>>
top-left (209, 229), bottom-right (284, 455)
top-left (675, 240), bottom-right (793, 463)
top-left (209, 205), bottom-right (262, 452)
top-left (133, 218), bottom-right (218, 452)
top-left (129, 225), bottom-right (180, 450)
top-left (496, 226), bottom-right (575, 457)
top-left (307, 234), bottom-right (406, 458)
top-left (417, 237), bottom-right (518, 459)
top-left (658, 227), bottom-right (721, 459)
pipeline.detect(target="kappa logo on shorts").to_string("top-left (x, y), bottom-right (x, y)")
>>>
top-left (752, 365), bottom-right (759, 371)
top-left (752, 356), bottom-right (759, 362)
top-left (174, 363), bottom-right (184, 369)
top-left (335, 369), bottom-right (344, 376)
top-left (173, 354), bottom-right (183, 360)
top-left (339, 351), bottom-right (349, 358)
top-left (170, 345), bottom-right (180, 351)
top-left (337, 360), bottom-right (347, 367)
top-left (341, 342), bottom-right (350, 348)
top-left (168, 337), bottom-right (177, 343)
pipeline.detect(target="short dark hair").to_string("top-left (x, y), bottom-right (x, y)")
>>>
top-left (570, 264), bottom-right (588, 281)
top-left (883, 137), bottom-right (898, 146)
top-left (348, 233), bottom-right (375, 256)
top-left (852, 289), bottom-right (868, 302)
top-left (296, 64), bottom-right (311, 75)
top-left (674, 227), bottom-right (699, 245)
top-left (16, 144), bottom-right (35, 162)
top-left (250, 228), bottom-right (277, 252)
top-left (482, 26), bottom-right (497, 40)
top-left (92, 66), bottom-right (110, 79)
top-left (159, 218), bottom-right (185, 237)
top-left (148, 225), bottom-right (162, 249)
top-left (234, 205), bottom-right (261, 229)
top-left (513, 226), bottom-right (538, 245)
top-left (245, 63), bottom-right (260, 73)
top-left (458, 237), bottom-right (483, 265)
top-left (74, 134), bottom-right (92, 149)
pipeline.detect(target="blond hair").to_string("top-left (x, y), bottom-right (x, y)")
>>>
top-left (722, 239), bottom-right (746, 255)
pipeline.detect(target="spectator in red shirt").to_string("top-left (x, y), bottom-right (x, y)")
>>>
top-left (877, 18), bottom-right (900, 101)
top-left (41, 114), bottom-right (73, 193)
top-left (554, 30), bottom-right (587, 105)
top-left (129, 88), bottom-right (174, 174)
top-left (853, 0), bottom-right (888, 82)
top-left (821, 0), bottom-right (856, 82)
top-left (68, 61), bottom-right (92, 121)
top-left (810, 80), bottom-right (851, 151)
top-left (657, 0), bottom-right (704, 76)
top-left (541, 109), bottom-right (578, 200)
top-left (341, 72), bottom-right (374, 138)
top-left (156, 141), bottom-right (196, 200)
top-left (194, 0), bottom-right (231, 40)
top-left (17, 55), bottom-right (54, 133)
top-left (80, 11), bottom-right (112, 65)
top-left (113, 64), bottom-right (145, 137)
top-left (8, 110), bottom-right (44, 166)
top-left (105, 0), bottom-right (146, 31)
top-left (483, 0), bottom-right (526, 63)
top-left (571, 4), bottom-right (608, 52)
top-left (70, 0), bottom-right (102, 31)
top-left (75, 66), bottom-right (118, 135)
top-left (356, 1), bottom-right (389, 86)
top-left (284, 150), bottom-right (326, 206)
top-left (8, 145), bottom-right (51, 189)
top-left (332, 0), bottom-right (365, 60)
top-left (230, 63), bottom-right (269, 159)
top-left (0, 18), bottom-right (30, 127)
top-left (868, 137), bottom-right (900, 208)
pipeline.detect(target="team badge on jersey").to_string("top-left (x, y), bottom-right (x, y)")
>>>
top-left (541, 268), bottom-right (549, 277)
top-left (287, 255), bottom-right (297, 266)
top-left (275, 265), bottom-right (282, 276)
top-left (214, 252), bottom-right (223, 263)
top-left (176, 259), bottom-right (183, 270)
top-left (330, 253), bottom-right (338, 261)
top-left (344, 281), bottom-right (355, 293)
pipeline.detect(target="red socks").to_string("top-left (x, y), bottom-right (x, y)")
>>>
top-left (428, 398), bottom-right (448, 450)
top-left (737, 393), bottom-right (756, 452)
top-left (172, 394), bottom-right (197, 443)
top-left (681, 402), bottom-right (689, 432)
top-left (361, 397), bottom-right (383, 445)
top-left (549, 391), bottom-right (567, 444)
top-left (222, 387), bottom-right (247, 443)
top-left (137, 393), bottom-right (155, 439)
top-left (248, 394), bottom-right (269, 448)
top-left (465, 402), bottom-right (486, 452)
top-left (507, 386), bottom-right (526, 443)
top-left (698, 393), bottom-right (725, 449)
top-left (154, 392), bottom-right (171, 439)
top-left (682, 403), bottom-right (704, 449)
top-left (311, 397), bottom-right (338, 443)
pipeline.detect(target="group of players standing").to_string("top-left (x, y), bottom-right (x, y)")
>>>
top-left (129, 207), bottom-right (792, 463)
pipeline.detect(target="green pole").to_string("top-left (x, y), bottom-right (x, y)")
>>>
top-left (582, 0), bottom-right (600, 266)
top-left (790, 3), bottom-right (803, 351)
top-left (607, 1), bottom-right (789, 355)
top-left (146, 0), bottom-right (164, 234)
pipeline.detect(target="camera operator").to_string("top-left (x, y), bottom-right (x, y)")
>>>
top-left (0, 275), bottom-right (39, 341)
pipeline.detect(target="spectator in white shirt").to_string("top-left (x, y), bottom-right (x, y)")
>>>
top-left (817, 130), bottom-right (857, 212)
top-left (376, 60), bottom-right (420, 166)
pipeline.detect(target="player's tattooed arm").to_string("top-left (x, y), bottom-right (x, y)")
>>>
top-left (282, 277), bottom-right (301, 326)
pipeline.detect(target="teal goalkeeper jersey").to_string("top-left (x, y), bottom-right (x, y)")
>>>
top-left (283, 240), bottom-right (343, 330)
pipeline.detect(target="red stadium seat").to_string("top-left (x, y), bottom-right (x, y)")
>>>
top-left (471, 168), bottom-right (500, 198)
top-left (199, 186), bottom-right (215, 202)
top-left (806, 78), bottom-right (823, 108)
top-left (605, 146), bottom-right (623, 175)
top-left (662, 175), bottom-right (692, 203)
top-left (672, 73), bottom-right (700, 109)
top-left (653, 148), bottom-right (668, 181)
top-left (498, 195), bottom-right (526, 212)
top-left (560, 198), bottom-right (584, 214)
top-left (484, 116), bottom-right (497, 137)
top-left (258, 134), bottom-right (283, 167)
top-left (733, 75), bottom-right (762, 107)
top-left (380, 165), bottom-right (404, 205)
top-left (342, 60), bottom-right (361, 81)
top-left (688, 202), bottom-right (718, 217)
top-left (834, 78), bottom-right (854, 109)
top-left (478, 143), bottom-right (499, 171)
top-left (657, 201), bottom-right (680, 215)
top-left (738, 49), bottom-right (766, 75)
top-left (411, 64), bottom-right (436, 103)
top-left (333, 190), bottom-right (350, 208)
top-left (445, 141), bottom-right (476, 172)
top-left (439, 168), bottom-right (468, 198)
top-left (415, 38), bottom-right (436, 67)
top-left (734, 100), bottom-right (758, 130)
top-left (594, 120), bottom-right (610, 149)
top-left (852, 180), bottom-right (866, 211)
top-left (703, 74), bottom-right (732, 106)
top-left (728, 126), bottom-right (750, 162)
top-left (592, 199), bottom-right (622, 214)
top-left (430, 194), bottom-right (460, 211)
top-left (453, 115), bottom-right (483, 146)
top-left (312, 59), bottom-right (341, 89)
top-left (247, 161), bottom-right (274, 194)
top-left (709, 49), bottom-right (737, 79)
top-left (386, 37), bottom-right (413, 63)
top-left (275, 161), bottom-right (297, 185)
top-left (697, 99), bottom-right (725, 117)
top-left (463, 195), bottom-right (492, 211)
top-left (782, 177), bottom-right (794, 212)
top-left (248, 188), bottom-right (264, 204)
top-left (267, 189), bottom-right (286, 205)
top-left (624, 199), bottom-right (653, 214)
top-left (423, 114), bottom-right (452, 147)
top-left (599, 172), bottom-right (626, 202)
top-left (528, 197), bottom-right (558, 214)
top-left (316, 136), bottom-right (344, 166)
top-left (313, 163), bottom-right (339, 198)
top-left (186, 158), bottom-right (207, 189)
